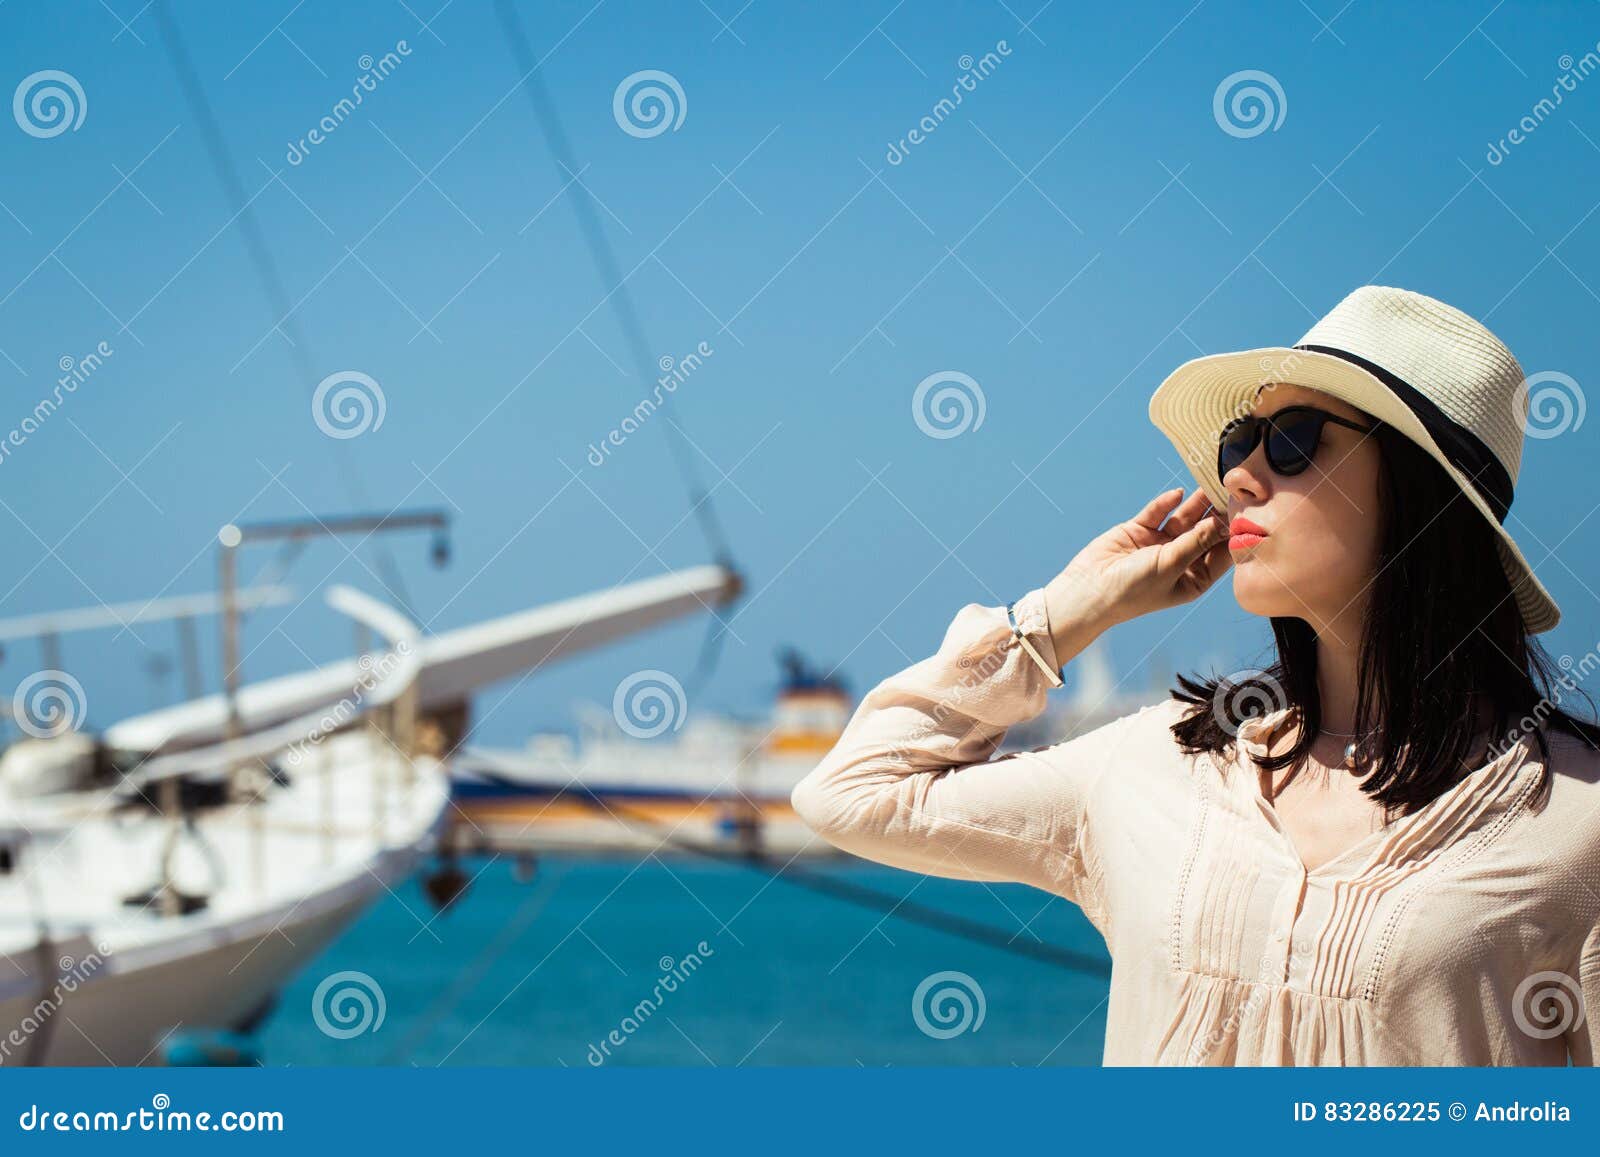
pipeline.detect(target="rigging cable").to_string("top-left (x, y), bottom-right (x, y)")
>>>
top-left (381, 858), bottom-right (571, 1065)
top-left (392, 801), bottom-right (1103, 1054)
top-left (494, 0), bottom-right (738, 697)
top-left (478, 5), bottom-right (1106, 978)
top-left (154, 1), bottom-right (417, 620)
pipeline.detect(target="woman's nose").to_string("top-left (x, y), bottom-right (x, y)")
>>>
top-left (1222, 451), bottom-right (1269, 503)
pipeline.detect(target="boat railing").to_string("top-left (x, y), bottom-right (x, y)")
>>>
top-left (116, 584), bottom-right (424, 911)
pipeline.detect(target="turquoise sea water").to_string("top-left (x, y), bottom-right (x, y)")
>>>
top-left (255, 856), bottom-right (1111, 1067)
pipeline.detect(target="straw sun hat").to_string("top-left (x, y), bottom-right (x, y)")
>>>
top-left (1148, 284), bottom-right (1560, 633)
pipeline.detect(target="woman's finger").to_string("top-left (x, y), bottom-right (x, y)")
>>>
top-left (1130, 487), bottom-right (1186, 532)
top-left (1161, 489), bottom-right (1216, 539)
top-left (1184, 538), bottom-right (1234, 593)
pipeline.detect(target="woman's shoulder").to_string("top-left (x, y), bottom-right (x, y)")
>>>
top-left (1047, 695), bottom-right (1202, 772)
top-left (1536, 720), bottom-right (1600, 783)
top-left (1003, 697), bottom-right (1212, 813)
top-left (1543, 721), bottom-right (1600, 768)
top-left (1532, 723), bottom-right (1600, 799)
top-left (1125, 693), bottom-right (1205, 738)
top-left (1509, 724), bottom-right (1600, 866)
top-left (1113, 694), bottom-right (1193, 736)
top-left (1050, 696), bottom-right (1211, 825)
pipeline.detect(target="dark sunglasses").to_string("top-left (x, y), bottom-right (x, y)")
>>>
top-left (1216, 405), bottom-right (1377, 479)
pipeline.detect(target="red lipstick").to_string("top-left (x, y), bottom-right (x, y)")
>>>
top-left (1229, 516), bottom-right (1269, 552)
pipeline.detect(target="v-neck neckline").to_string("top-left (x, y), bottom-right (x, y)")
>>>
top-left (1231, 706), bottom-right (1534, 880)
top-left (1250, 776), bottom-right (1392, 878)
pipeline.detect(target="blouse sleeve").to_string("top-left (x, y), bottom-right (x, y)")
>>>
top-left (790, 585), bottom-right (1128, 912)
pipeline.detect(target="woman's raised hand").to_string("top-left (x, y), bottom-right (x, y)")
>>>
top-left (1042, 487), bottom-right (1232, 661)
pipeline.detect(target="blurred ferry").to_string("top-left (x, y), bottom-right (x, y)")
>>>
top-left (449, 647), bottom-right (852, 858)
top-left (447, 638), bottom-right (1164, 859)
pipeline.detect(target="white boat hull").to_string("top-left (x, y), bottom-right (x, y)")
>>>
top-left (0, 732), bottom-right (447, 1066)
top-left (0, 892), bottom-right (365, 1065)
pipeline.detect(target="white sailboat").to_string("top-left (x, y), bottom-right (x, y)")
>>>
top-left (0, 557), bottom-right (740, 1065)
top-left (0, 0), bottom-right (749, 1068)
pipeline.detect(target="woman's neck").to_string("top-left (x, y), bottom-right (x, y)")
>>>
top-left (1314, 617), bottom-right (1364, 735)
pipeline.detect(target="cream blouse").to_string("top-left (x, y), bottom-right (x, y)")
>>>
top-left (791, 587), bottom-right (1600, 1065)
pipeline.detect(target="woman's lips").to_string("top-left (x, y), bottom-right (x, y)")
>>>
top-left (1228, 516), bottom-right (1269, 553)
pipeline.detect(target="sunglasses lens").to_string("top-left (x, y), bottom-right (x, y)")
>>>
top-left (1217, 420), bottom-right (1259, 475)
top-left (1264, 411), bottom-right (1326, 475)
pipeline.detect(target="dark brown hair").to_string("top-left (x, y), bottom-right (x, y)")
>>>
top-left (1169, 421), bottom-right (1600, 815)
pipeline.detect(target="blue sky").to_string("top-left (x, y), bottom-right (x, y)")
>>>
top-left (2, 0), bottom-right (1599, 743)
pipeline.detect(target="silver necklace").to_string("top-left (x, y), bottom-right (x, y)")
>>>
top-left (1317, 726), bottom-right (1371, 767)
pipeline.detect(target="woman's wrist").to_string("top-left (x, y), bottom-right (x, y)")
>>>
top-left (1041, 573), bottom-right (1118, 664)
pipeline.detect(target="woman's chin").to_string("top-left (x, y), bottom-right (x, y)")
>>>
top-left (1231, 572), bottom-right (1291, 619)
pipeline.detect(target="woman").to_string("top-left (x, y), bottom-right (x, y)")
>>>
top-left (792, 285), bottom-right (1600, 1065)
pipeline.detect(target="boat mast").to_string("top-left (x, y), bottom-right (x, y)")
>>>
top-left (215, 509), bottom-right (449, 764)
